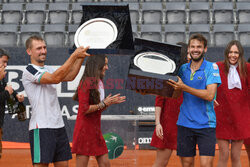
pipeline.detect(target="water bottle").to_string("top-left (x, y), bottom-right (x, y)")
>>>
top-left (17, 102), bottom-right (26, 121)
top-left (7, 94), bottom-right (18, 114)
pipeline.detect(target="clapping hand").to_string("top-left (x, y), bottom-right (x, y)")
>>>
top-left (103, 93), bottom-right (126, 106)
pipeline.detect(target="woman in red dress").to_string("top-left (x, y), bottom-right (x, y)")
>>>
top-left (150, 42), bottom-right (191, 167)
top-left (244, 57), bottom-right (250, 167)
top-left (215, 40), bottom-right (250, 167)
top-left (72, 55), bottom-right (126, 167)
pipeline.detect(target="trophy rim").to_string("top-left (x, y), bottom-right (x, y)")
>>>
top-left (74, 17), bottom-right (118, 49)
top-left (133, 51), bottom-right (176, 75)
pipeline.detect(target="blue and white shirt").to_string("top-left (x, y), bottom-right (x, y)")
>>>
top-left (177, 59), bottom-right (221, 129)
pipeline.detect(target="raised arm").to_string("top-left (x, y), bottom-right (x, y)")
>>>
top-left (39, 46), bottom-right (89, 84)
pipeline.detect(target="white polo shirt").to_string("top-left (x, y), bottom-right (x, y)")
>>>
top-left (22, 64), bottom-right (64, 131)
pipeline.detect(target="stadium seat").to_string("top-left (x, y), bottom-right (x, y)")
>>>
top-left (53, 0), bottom-right (72, 2)
top-left (189, 24), bottom-right (211, 45)
top-left (237, 0), bottom-right (250, 2)
top-left (140, 24), bottom-right (162, 42)
top-left (190, 0), bottom-right (209, 2)
top-left (0, 24), bottom-right (18, 46)
top-left (19, 24), bottom-right (42, 46)
top-left (121, 0), bottom-right (138, 2)
top-left (189, 2), bottom-right (210, 24)
top-left (143, 0), bottom-right (162, 2)
top-left (24, 3), bottom-right (47, 24)
top-left (1, 3), bottom-right (23, 24)
top-left (212, 2), bottom-right (234, 24)
top-left (165, 2), bottom-right (186, 24)
top-left (238, 24), bottom-right (250, 46)
top-left (164, 24), bottom-right (186, 44)
top-left (213, 24), bottom-right (235, 46)
top-left (47, 3), bottom-right (69, 24)
top-left (236, 2), bottom-right (250, 24)
top-left (213, 0), bottom-right (232, 2)
top-left (44, 24), bottom-right (66, 47)
top-left (7, 0), bottom-right (26, 2)
top-left (141, 2), bottom-right (163, 24)
top-left (67, 24), bottom-right (78, 46)
top-left (97, 0), bottom-right (116, 2)
top-left (71, 3), bottom-right (83, 25)
top-left (128, 2), bottom-right (140, 24)
top-left (29, 0), bottom-right (50, 2)
top-left (167, 0), bottom-right (186, 2)
top-left (132, 24), bottom-right (139, 38)
top-left (77, 0), bottom-right (95, 2)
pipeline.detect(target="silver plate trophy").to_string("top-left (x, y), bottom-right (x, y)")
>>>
top-left (133, 52), bottom-right (176, 75)
top-left (74, 18), bottom-right (118, 49)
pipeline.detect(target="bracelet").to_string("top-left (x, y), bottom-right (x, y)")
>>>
top-left (97, 104), bottom-right (101, 110)
top-left (101, 100), bottom-right (106, 107)
top-left (155, 123), bottom-right (160, 126)
top-left (98, 101), bottom-right (105, 110)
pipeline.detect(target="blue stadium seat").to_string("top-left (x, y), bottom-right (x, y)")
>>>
top-left (165, 2), bottom-right (186, 24)
top-left (44, 24), bottom-right (66, 47)
top-left (0, 24), bottom-right (18, 46)
top-left (238, 24), bottom-right (250, 46)
top-left (1, 3), bottom-right (23, 24)
top-left (236, 2), bottom-right (250, 24)
top-left (213, 24), bottom-right (235, 46)
top-left (19, 24), bottom-right (42, 46)
top-left (164, 24), bottom-right (186, 44)
top-left (189, 2), bottom-right (210, 24)
top-left (24, 3), bottom-right (47, 24)
top-left (140, 24), bottom-right (162, 42)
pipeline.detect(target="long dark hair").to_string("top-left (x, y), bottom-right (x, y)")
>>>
top-left (73, 55), bottom-right (107, 104)
top-left (176, 42), bottom-right (188, 65)
top-left (224, 40), bottom-right (247, 79)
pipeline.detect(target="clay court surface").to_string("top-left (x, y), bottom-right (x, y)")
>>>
top-left (0, 149), bottom-right (248, 167)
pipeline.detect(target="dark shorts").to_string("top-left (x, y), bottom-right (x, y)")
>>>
top-left (29, 127), bottom-right (72, 164)
top-left (177, 125), bottom-right (216, 157)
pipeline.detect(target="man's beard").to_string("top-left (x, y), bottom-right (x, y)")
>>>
top-left (191, 51), bottom-right (205, 62)
top-left (38, 54), bottom-right (46, 63)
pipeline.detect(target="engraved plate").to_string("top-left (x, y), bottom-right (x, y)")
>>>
top-left (133, 52), bottom-right (176, 75)
top-left (74, 18), bottom-right (118, 49)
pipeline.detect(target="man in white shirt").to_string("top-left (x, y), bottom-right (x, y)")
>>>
top-left (22, 35), bottom-right (90, 167)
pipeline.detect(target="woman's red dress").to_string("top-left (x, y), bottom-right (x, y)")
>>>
top-left (150, 95), bottom-right (183, 150)
top-left (72, 82), bottom-right (108, 156)
top-left (215, 62), bottom-right (250, 140)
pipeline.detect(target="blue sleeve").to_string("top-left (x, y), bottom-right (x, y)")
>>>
top-left (206, 63), bottom-right (221, 86)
